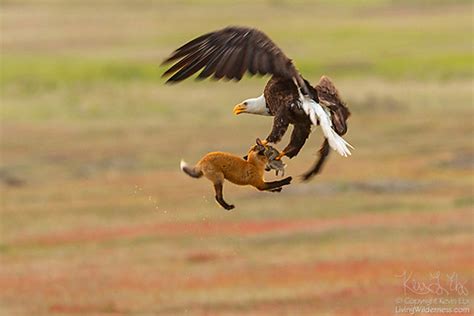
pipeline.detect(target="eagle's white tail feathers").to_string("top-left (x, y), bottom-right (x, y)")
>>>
top-left (301, 95), bottom-right (353, 157)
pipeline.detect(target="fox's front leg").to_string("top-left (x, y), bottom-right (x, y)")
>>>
top-left (268, 187), bottom-right (282, 193)
top-left (213, 182), bottom-right (235, 210)
top-left (256, 176), bottom-right (292, 191)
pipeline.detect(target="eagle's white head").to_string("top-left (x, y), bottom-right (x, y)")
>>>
top-left (233, 95), bottom-right (271, 116)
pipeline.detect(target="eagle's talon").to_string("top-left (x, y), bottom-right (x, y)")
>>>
top-left (275, 151), bottom-right (286, 161)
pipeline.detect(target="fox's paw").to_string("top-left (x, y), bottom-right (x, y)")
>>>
top-left (269, 187), bottom-right (282, 193)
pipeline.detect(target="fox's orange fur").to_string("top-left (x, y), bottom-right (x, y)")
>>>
top-left (181, 139), bottom-right (292, 210)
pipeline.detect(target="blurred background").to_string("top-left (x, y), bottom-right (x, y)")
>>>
top-left (1, 0), bottom-right (473, 315)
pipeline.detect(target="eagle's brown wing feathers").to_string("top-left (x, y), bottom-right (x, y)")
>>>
top-left (316, 75), bottom-right (350, 135)
top-left (161, 26), bottom-right (298, 83)
top-left (316, 76), bottom-right (342, 107)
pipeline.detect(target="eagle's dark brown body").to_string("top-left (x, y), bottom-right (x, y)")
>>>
top-left (264, 76), bottom-right (312, 159)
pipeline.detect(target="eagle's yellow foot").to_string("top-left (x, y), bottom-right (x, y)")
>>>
top-left (275, 151), bottom-right (286, 161)
top-left (261, 139), bottom-right (269, 146)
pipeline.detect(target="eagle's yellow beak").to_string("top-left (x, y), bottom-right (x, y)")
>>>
top-left (233, 103), bottom-right (247, 115)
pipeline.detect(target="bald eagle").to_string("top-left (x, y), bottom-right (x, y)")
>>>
top-left (161, 26), bottom-right (352, 180)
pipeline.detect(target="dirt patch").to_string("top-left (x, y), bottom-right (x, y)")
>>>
top-left (0, 168), bottom-right (26, 187)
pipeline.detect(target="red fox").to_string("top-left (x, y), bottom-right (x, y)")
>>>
top-left (180, 139), bottom-right (292, 210)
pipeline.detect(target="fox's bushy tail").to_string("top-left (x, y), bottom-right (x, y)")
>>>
top-left (180, 160), bottom-right (203, 178)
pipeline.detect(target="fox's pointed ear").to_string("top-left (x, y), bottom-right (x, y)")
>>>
top-left (256, 138), bottom-right (263, 146)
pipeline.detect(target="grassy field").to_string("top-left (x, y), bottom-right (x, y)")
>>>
top-left (1, 1), bottom-right (473, 315)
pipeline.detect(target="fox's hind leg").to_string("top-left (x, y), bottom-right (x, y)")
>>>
top-left (201, 167), bottom-right (234, 211)
top-left (213, 182), bottom-right (235, 210)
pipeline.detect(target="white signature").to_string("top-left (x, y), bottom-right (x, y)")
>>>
top-left (397, 271), bottom-right (469, 296)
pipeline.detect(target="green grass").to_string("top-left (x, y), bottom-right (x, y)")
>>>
top-left (0, 57), bottom-right (161, 89)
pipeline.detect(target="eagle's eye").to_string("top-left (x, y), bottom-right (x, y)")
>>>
top-left (244, 102), bottom-right (247, 105)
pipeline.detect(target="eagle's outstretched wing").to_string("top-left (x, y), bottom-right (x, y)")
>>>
top-left (161, 26), bottom-right (297, 82)
top-left (161, 26), bottom-right (315, 96)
